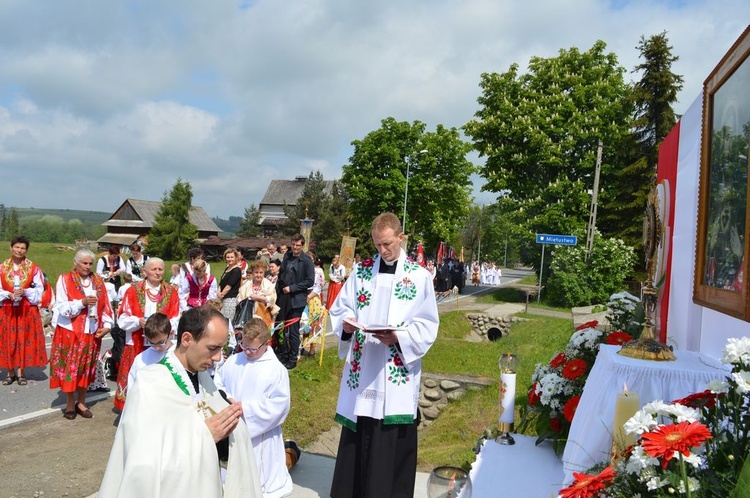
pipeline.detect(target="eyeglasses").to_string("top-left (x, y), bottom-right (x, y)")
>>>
top-left (241, 340), bottom-right (268, 354)
top-left (147, 332), bottom-right (174, 347)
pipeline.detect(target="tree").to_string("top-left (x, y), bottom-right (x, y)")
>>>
top-left (341, 117), bottom-right (475, 250)
top-left (599, 32), bottom-right (684, 249)
top-left (236, 204), bottom-right (261, 238)
top-left (465, 40), bottom-right (631, 203)
top-left (148, 178), bottom-right (198, 260)
top-left (464, 40), bottom-right (633, 269)
top-left (314, 181), bottom-right (354, 259)
top-left (283, 170), bottom-right (330, 236)
top-left (3, 208), bottom-right (20, 240)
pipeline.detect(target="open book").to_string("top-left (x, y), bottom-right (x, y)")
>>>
top-left (343, 317), bottom-right (405, 333)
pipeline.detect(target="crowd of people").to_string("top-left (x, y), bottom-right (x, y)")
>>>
top-left (2, 217), bottom-right (512, 496)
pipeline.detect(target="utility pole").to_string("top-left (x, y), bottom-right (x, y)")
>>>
top-left (585, 141), bottom-right (603, 262)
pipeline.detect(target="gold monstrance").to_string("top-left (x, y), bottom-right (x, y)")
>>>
top-left (618, 189), bottom-right (676, 361)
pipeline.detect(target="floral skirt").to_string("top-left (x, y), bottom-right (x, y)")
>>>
top-left (49, 326), bottom-right (101, 393)
top-left (0, 302), bottom-right (48, 370)
top-left (114, 332), bottom-right (145, 411)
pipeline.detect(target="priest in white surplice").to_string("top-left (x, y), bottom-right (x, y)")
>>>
top-left (329, 212), bottom-right (439, 498)
top-left (99, 306), bottom-right (262, 498)
top-left (215, 317), bottom-right (293, 498)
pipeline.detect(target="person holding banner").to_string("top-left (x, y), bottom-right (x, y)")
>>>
top-left (329, 212), bottom-right (439, 498)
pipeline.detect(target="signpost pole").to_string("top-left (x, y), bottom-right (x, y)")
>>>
top-left (537, 243), bottom-right (545, 304)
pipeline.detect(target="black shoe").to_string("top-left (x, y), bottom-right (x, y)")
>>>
top-left (284, 360), bottom-right (297, 370)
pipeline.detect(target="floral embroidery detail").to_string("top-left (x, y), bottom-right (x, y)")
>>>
top-left (403, 260), bottom-right (420, 273)
top-left (347, 331), bottom-right (365, 390)
top-left (2, 258), bottom-right (33, 288)
top-left (356, 257), bottom-right (375, 281)
top-left (387, 345), bottom-right (409, 385)
top-left (394, 277), bottom-right (417, 301)
top-left (356, 289), bottom-right (371, 309)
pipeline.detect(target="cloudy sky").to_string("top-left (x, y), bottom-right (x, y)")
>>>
top-left (0, 1), bottom-right (748, 219)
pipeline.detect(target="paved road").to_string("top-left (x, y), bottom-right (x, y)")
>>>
top-left (0, 335), bottom-right (116, 424)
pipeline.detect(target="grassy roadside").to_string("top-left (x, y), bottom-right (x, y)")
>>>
top-left (281, 309), bottom-right (574, 472)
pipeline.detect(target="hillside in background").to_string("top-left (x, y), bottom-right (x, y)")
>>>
top-left (12, 207), bottom-right (111, 224)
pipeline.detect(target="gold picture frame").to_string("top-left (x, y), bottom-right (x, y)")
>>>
top-left (694, 26), bottom-right (750, 319)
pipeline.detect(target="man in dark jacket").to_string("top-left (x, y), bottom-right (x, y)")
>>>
top-left (276, 233), bottom-right (314, 369)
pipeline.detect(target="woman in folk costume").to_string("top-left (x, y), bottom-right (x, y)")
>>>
top-left (180, 258), bottom-right (218, 310)
top-left (237, 260), bottom-right (278, 327)
top-left (114, 257), bottom-right (180, 411)
top-left (329, 213), bottom-right (439, 498)
top-left (325, 254), bottom-right (346, 309)
top-left (49, 249), bottom-right (113, 419)
top-left (0, 236), bottom-right (48, 386)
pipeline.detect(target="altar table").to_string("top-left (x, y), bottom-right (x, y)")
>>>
top-left (562, 345), bottom-right (729, 483)
top-left (469, 435), bottom-right (563, 497)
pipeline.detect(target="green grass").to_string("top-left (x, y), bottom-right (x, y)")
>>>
top-left (476, 286), bottom-right (570, 314)
top-left (417, 312), bottom-right (572, 471)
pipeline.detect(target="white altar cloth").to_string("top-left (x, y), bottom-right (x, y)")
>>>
top-left (562, 345), bottom-right (728, 483)
top-left (469, 435), bottom-right (563, 497)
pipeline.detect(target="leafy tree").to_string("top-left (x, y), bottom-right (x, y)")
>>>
top-left (599, 32), bottom-right (684, 249)
top-left (464, 41), bottom-right (633, 274)
top-left (235, 204), bottom-right (262, 238)
top-left (148, 178), bottom-right (198, 260)
top-left (341, 117), bottom-right (475, 250)
top-left (314, 181), bottom-right (354, 260)
top-left (3, 208), bottom-right (20, 240)
top-left (464, 40), bottom-right (631, 203)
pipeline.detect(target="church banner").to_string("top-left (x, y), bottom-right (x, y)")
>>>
top-left (339, 236), bottom-right (357, 276)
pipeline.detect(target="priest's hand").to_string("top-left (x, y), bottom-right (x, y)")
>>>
top-left (342, 318), bottom-right (358, 335)
top-left (205, 403), bottom-right (243, 443)
top-left (373, 330), bottom-right (398, 346)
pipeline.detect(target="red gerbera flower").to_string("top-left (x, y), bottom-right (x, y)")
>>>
top-left (563, 395), bottom-right (581, 422)
top-left (550, 416), bottom-right (562, 433)
top-left (605, 331), bottom-right (634, 345)
top-left (549, 352), bottom-right (567, 368)
top-left (558, 466), bottom-right (616, 498)
top-left (528, 383), bottom-right (540, 405)
top-left (641, 421), bottom-right (713, 469)
top-left (673, 390), bottom-right (719, 410)
top-left (562, 359), bottom-right (588, 380)
top-left (575, 320), bottom-right (598, 331)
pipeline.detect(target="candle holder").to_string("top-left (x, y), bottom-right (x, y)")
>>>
top-left (496, 353), bottom-right (519, 445)
top-left (427, 466), bottom-right (472, 498)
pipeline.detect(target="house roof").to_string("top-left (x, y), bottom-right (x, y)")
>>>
top-left (259, 178), bottom-right (335, 207)
top-left (96, 233), bottom-right (141, 245)
top-left (103, 199), bottom-right (221, 233)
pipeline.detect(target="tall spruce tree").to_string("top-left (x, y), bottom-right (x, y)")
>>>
top-left (599, 32), bottom-right (684, 249)
top-left (148, 178), bottom-right (198, 260)
top-left (236, 204), bottom-right (261, 238)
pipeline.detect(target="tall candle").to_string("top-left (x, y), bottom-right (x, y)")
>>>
top-left (499, 372), bottom-right (516, 425)
top-left (612, 387), bottom-right (639, 454)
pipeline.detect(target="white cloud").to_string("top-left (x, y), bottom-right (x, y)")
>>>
top-left (0, 0), bottom-right (748, 218)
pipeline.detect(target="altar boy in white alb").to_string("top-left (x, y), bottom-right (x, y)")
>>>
top-left (329, 212), bottom-right (439, 498)
top-left (215, 317), bottom-right (293, 498)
